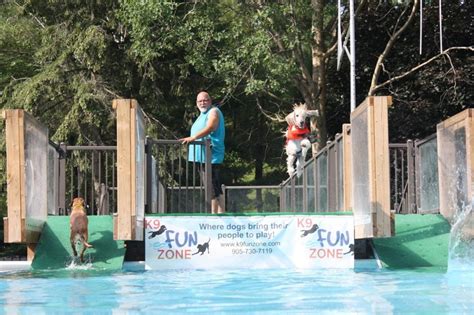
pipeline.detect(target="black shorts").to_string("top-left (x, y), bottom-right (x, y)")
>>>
top-left (198, 163), bottom-right (223, 198)
top-left (211, 164), bottom-right (223, 198)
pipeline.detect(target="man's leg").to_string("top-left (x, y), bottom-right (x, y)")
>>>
top-left (212, 197), bottom-right (224, 214)
top-left (211, 164), bottom-right (225, 214)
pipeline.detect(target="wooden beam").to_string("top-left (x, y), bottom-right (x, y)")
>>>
top-left (367, 97), bottom-right (377, 236)
top-left (4, 110), bottom-right (24, 242)
top-left (351, 96), bottom-right (392, 239)
top-left (437, 109), bottom-right (474, 222)
top-left (27, 243), bottom-right (36, 261)
top-left (114, 99), bottom-right (133, 240)
top-left (130, 100), bottom-right (137, 239)
top-left (342, 124), bottom-right (352, 212)
top-left (113, 99), bottom-right (144, 241)
top-left (3, 109), bottom-right (49, 244)
top-left (373, 96), bottom-right (392, 237)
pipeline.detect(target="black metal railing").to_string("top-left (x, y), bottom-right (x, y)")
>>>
top-left (222, 185), bottom-right (280, 213)
top-left (280, 133), bottom-right (345, 212)
top-left (55, 144), bottom-right (117, 216)
top-left (145, 138), bottom-right (212, 213)
top-left (389, 141), bottom-right (416, 213)
top-left (48, 134), bottom-right (440, 216)
top-left (414, 133), bottom-right (439, 213)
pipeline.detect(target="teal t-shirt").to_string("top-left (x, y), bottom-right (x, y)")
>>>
top-left (188, 107), bottom-right (225, 164)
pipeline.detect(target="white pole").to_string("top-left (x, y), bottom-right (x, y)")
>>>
top-left (349, 0), bottom-right (356, 112)
top-left (337, 0), bottom-right (343, 70)
top-left (439, 0), bottom-right (443, 53)
top-left (419, 0), bottom-right (423, 54)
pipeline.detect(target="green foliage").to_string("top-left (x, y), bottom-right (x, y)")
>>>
top-left (0, 0), bottom-right (472, 195)
top-left (338, 1), bottom-right (473, 141)
top-left (0, 2), bottom-right (40, 92)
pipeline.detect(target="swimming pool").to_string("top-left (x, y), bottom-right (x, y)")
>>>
top-left (1, 262), bottom-right (472, 314)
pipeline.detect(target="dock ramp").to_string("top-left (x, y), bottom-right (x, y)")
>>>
top-left (31, 216), bottom-right (126, 270)
top-left (373, 214), bottom-right (450, 269)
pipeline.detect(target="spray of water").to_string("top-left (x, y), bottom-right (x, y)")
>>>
top-left (65, 254), bottom-right (94, 270)
top-left (448, 199), bottom-right (474, 272)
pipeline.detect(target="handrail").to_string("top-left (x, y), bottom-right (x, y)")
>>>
top-left (414, 132), bottom-right (437, 147)
top-left (281, 132), bottom-right (344, 186)
top-left (223, 185), bottom-right (280, 189)
top-left (145, 137), bottom-right (212, 213)
top-left (145, 138), bottom-right (206, 145)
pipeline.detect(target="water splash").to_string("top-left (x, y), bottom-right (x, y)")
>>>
top-left (448, 199), bottom-right (474, 272)
top-left (65, 255), bottom-right (93, 270)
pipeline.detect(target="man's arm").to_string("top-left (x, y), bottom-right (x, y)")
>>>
top-left (180, 108), bottom-right (219, 144)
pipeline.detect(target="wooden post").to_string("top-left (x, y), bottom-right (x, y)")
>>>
top-left (350, 96), bottom-right (393, 239)
top-left (27, 243), bottom-right (36, 261)
top-left (113, 99), bottom-right (145, 241)
top-left (372, 96), bottom-right (392, 237)
top-left (221, 184), bottom-right (226, 212)
top-left (290, 176), bottom-right (296, 212)
top-left (437, 109), bottom-right (474, 223)
top-left (279, 183), bottom-right (285, 212)
top-left (302, 162), bottom-right (308, 212)
top-left (58, 143), bottom-right (67, 214)
top-left (2, 109), bottom-right (48, 244)
top-left (342, 124), bottom-right (352, 212)
top-left (406, 140), bottom-right (416, 214)
top-left (3, 110), bottom-right (24, 243)
top-left (328, 142), bottom-right (336, 211)
top-left (204, 139), bottom-right (212, 213)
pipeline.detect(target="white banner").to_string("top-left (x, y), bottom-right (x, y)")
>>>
top-left (145, 215), bottom-right (354, 270)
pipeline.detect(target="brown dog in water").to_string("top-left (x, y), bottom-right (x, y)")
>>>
top-left (70, 197), bottom-right (92, 262)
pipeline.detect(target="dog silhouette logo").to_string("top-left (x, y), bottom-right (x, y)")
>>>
top-left (343, 244), bottom-right (354, 255)
top-left (192, 238), bottom-right (210, 256)
top-left (148, 225), bottom-right (167, 239)
top-left (301, 224), bottom-right (319, 237)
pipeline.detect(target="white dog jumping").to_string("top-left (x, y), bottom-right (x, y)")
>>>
top-left (285, 103), bottom-right (319, 177)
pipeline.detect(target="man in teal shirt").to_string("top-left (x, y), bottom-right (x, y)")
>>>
top-left (180, 91), bottom-right (225, 213)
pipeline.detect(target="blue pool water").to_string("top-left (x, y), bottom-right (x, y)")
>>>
top-left (1, 263), bottom-right (473, 314)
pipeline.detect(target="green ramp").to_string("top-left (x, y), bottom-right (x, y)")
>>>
top-left (32, 215), bottom-right (126, 270)
top-left (373, 214), bottom-right (451, 269)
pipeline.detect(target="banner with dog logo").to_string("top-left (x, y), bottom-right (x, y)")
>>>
top-left (144, 215), bottom-right (354, 270)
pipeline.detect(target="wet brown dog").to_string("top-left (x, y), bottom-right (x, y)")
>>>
top-left (70, 197), bottom-right (92, 262)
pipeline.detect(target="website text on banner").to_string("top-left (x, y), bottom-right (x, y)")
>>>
top-left (145, 215), bottom-right (354, 270)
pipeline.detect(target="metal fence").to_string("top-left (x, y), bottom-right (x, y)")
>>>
top-left (222, 185), bottom-right (280, 213)
top-left (280, 133), bottom-right (345, 212)
top-left (415, 134), bottom-right (439, 213)
top-left (389, 142), bottom-right (415, 213)
top-left (54, 144), bottom-right (117, 216)
top-left (47, 133), bottom-right (440, 215)
top-left (279, 133), bottom-right (440, 214)
top-left (389, 134), bottom-right (439, 214)
top-left (145, 138), bottom-right (212, 213)
top-left (49, 139), bottom-right (215, 215)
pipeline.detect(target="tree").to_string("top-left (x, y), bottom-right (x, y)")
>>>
top-left (353, 0), bottom-right (473, 141)
top-left (119, 1), bottom-right (294, 182)
top-left (0, 0), bottom-right (131, 145)
top-left (1, 0), bottom-right (472, 186)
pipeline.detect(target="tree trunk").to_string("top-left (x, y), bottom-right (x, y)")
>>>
top-left (310, 0), bottom-right (327, 155)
